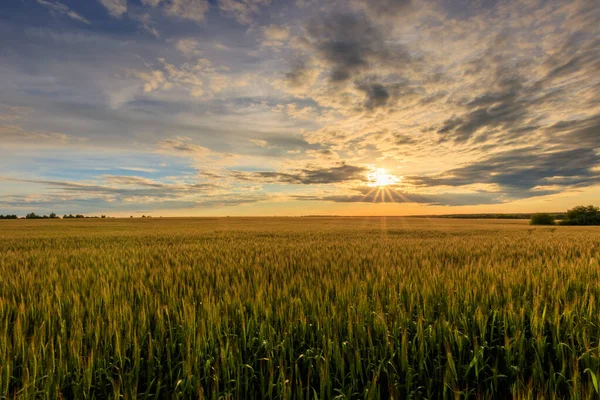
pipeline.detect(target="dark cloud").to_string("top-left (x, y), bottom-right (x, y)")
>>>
top-left (436, 71), bottom-right (531, 143)
top-left (355, 78), bottom-right (418, 110)
top-left (295, 186), bottom-right (507, 206)
top-left (393, 133), bottom-right (416, 145)
top-left (231, 163), bottom-right (368, 184)
top-left (541, 36), bottom-right (600, 84)
top-left (304, 12), bottom-right (413, 83)
top-left (547, 113), bottom-right (600, 148)
top-left (441, 22), bottom-right (599, 146)
top-left (406, 147), bottom-right (600, 195)
top-left (356, 82), bottom-right (390, 109)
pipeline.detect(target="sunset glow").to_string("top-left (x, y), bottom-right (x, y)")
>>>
top-left (0, 0), bottom-right (598, 216)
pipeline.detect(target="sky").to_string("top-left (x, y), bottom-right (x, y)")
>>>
top-left (0, 0), bottom-right (599, 216)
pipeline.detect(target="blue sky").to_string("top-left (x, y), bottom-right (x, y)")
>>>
top-left (1, 0), bottom-right (599, 216)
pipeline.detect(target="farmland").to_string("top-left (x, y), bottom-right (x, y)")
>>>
top-left (1, 217), bottom-right (600, 399)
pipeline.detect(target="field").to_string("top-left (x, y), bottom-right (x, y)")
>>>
top-left (1, 217), bottom-right (600, 399)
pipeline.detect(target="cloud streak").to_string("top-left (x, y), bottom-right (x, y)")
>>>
top-left (231, 163), bottom-right (369, 185)
top-left (37, 0), bottom-right (91, 24)
top-left (406, 147), bottom-right (600, 197)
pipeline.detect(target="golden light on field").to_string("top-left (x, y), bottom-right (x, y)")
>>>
top-left (368, 168), bottom-right (400, 188)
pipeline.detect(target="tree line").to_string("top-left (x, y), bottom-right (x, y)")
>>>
top-left (0, 213), bottom-right (110, 219)
top-left (530, 205), bottom-right (600, 226)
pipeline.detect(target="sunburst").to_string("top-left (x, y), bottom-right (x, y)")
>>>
top-left (367, 168), bottom-right (400, 188)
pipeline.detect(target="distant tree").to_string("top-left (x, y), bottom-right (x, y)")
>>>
top-left (0, 215), bottom-right (16, 219)
top-left (530, 213), bottom-right (556, 225)
top-left (101, 215), bottom-right (106, 219)
top-left (130, 215), bottom-right (133, 218)
top-left (49, 213), bottom-right (58, 219)
top-left (142, 215), bottom-right (146, 218)
top-left (560, 205), bottom-right (600, 225)
top-left (26, 212), bottom-right (40, 219)
top-left (75, 214), bottom-right (85, 219)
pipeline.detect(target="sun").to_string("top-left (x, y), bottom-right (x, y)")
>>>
top-left (368, 168), bottom-right (400, 187)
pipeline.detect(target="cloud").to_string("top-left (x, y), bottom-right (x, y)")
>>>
top-left (156, 137), bottom-right (215, 157)
top-left (231, 163), bottom-right (368, 185)
top-left (283, 60), bottom-right (319, 93)
top-left (262, 24), bottom-right (290, 47)
top-left (116, 167), bottom-right (157, 173)
top-left (295, 187), bottom-right (507, 206)
top-left (303, 12), bottom-right (413, 83)
top-left (0, 124), bottom-right (71, 144)
top-left (128, 57), bottom-right (248, 98)
top-left (175, 39), bottom-right (201, 56)
top-left (351, 0), bottom-right (414, 18)
top-left (3, 176), bottom-right (212, 197)
top-left (540, 35), bottom-right (600, 85)
top-left (250, 139), bottom-right (269, 148)
top-left (142, 0), bottom-right (210, 23)
top-left (0, 176), bottom-right (267, 212)
top-left (218, 0), bottom-right (271, 25)
top-left (435, 70), bottom-right (534, 143)
top-left (356, 82), bottom-right (390, 109)
top-left (263, 25), bottom-right (290, 41)
top-left (154, 137), bottom-right (238, 177)
top-left (547, 113), bottom-right (600, 148)
top-left (406, 147), bottom-right (600, 198)
top-left (37, 0), bottom-right (91, 24)
top-left (98, 0), bottom-right (127, 18)
top-left (128, 69), bottom-right (173, 93)
top-left (131, 13), bottom-right (160, 37)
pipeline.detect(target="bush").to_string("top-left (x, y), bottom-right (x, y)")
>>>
top-left (560, 205), bottom-right (600, 225)
top-left (530, 213), bottom-right (556, 225)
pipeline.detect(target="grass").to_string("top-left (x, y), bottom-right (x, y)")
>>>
top-left (1, 217), bottom-right (599, 399)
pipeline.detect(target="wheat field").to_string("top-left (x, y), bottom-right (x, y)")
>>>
top-left (1, 217), bottom-right (599, 399)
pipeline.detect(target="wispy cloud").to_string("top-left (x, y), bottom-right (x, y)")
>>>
top-left (98, 0), bottom-right (127, 18)
top-left (37, 0), bottom-right (91, 24)
top-left (142, 0), bottom-right (210, 23)
top-left (0, 124), bottom-right (72, 144)
top-left (231, 163), bottom-right (368, 185)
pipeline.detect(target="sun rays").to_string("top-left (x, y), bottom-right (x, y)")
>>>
top-left (367, 168), bottom-right (400, 188)
top-left (360, 168), bottom-right (406, 203)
